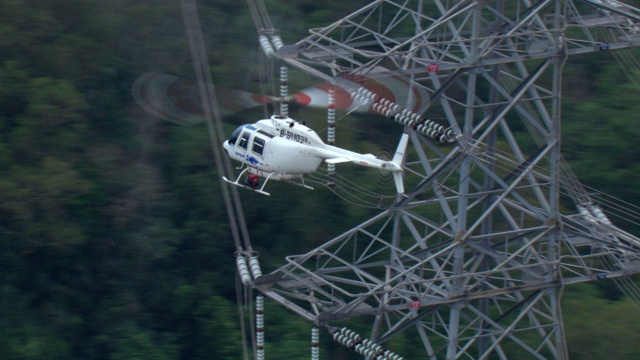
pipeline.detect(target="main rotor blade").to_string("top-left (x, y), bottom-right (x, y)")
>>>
top-left (132, 70), bottom-right (431, 124)
top-left (132, 72), bottom-right (271, 125)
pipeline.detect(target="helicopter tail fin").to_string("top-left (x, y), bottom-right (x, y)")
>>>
top-left (391, 133), bottom-right (409, 194)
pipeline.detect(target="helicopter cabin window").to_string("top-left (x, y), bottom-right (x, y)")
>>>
top-left (252, 137), bottom-right (265, 156)
top-left (237, 132), bottom-right (250, 150)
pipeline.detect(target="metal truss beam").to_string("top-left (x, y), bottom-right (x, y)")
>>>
top-left (252, 1), bottom-right (640, 358)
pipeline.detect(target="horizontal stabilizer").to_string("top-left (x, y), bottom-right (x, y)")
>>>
top-left (325, 157), bottom-right (352, 164)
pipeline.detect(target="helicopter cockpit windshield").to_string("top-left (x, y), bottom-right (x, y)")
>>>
top-left (227, 125), bottom-right (246, 146)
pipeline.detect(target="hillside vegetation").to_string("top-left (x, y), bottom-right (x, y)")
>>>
top-left (0, 0), bottom-right (639, 358)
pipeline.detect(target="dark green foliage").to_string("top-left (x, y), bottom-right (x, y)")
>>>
top-left (563, 51), bottom-right (640, 231)
top-left (0, 0), bottom-right (639, 359)
top-left (563, 283), bottom-right (640, 359)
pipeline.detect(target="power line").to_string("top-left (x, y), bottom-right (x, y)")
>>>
top-left (179, 1), bottom-right (257, 358)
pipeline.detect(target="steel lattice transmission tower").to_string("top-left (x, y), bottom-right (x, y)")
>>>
top-left (249, 1), bottom-right (640, 358)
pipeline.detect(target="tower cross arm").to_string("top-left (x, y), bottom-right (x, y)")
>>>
top-left (566, 0), bottom-right (640, 54)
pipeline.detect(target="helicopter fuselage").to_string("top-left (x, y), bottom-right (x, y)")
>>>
top-left (222, 115), bottom-right (407, 194)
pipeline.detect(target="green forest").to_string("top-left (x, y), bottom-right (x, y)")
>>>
top-left (1, 0), bottom-right (640, 359)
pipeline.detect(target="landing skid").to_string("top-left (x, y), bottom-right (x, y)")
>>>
top-left (223, 176), bottom-right (272, 196)
top-left (222, 168), bottom-right (314, 196)
top-left (222, 168), bottom-right (272, 196)
top-left (286, 178), bottom-right (314, 191)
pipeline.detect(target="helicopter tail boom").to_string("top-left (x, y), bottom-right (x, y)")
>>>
top-left (323, 132), bottom-right (409, 194)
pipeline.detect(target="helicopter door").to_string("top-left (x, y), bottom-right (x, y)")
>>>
top-left (237, 131), bottom-right (251, 150)
top-left (230, 131), bottom-right (253, 164)
top-left (251, 136), bottom-right (266, 157)
top-left (248, 136), bottom-right (268, 168)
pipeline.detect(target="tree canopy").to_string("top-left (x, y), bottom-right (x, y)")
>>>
top-left (0, 0), bottom-right (640, 359)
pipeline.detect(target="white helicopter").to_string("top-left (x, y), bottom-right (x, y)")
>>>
top-left (222, 114), bottom-right (409, 196)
